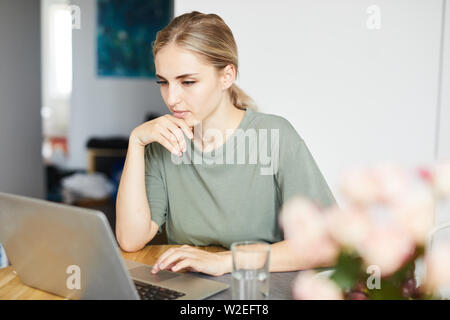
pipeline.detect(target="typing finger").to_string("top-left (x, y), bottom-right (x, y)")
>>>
top-left (171, 258), bottom-right (198, 272)
top-left (152, 247), bottom-right (188, 273)
top-left (153, 250), bottom-right (195, 273)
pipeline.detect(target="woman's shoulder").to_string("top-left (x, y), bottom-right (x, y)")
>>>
top-left (246, 109), bottom-right (304, 141)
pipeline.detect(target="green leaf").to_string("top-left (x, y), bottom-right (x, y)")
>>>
top-left (367, 279), bottom-right (406, 300)
top-left (329, 251), bottom-right (364, 292)
top-left (390, 259), bottom-right (414, 285)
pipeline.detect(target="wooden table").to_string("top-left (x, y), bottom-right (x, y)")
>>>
top-left (0, 245), bottom-right (226, 300)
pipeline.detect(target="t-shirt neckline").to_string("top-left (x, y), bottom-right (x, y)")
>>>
top-left (190, 108), bottom-right (252, 160)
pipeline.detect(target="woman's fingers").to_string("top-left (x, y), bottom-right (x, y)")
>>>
top-left (171, 258), bottom-right (197, 272)
top-left (151, 246), bottom-right (226, 276)
top-left (153, 247), bottom-right (176, 272)
top-left (152, 247), bottom-right (197, 273)
top-left (130, 113), bottom-right (193, 149)
top-left (158, 116), bottom-right (194, 155)
top-left (165, 121), bottom-right (187, 153)
top-left (168, 116), bottom-right (194, 140)
top-left (155, 131), bottom-right (182, 156)
top-left (159, 250), bottom-right (195, 271)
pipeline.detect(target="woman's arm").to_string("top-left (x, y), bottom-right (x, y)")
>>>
top-left (218, 240), bottom-right (336, 273)
top-left (116, 115), bottom-right (193, 252)
top-left (115, 135), bottom-right (159, 252)
top-left (151, 240), bottom-right (336, 276)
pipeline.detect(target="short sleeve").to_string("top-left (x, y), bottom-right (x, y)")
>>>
top-left (275, 122), bottom-right (336, 210)
top-left (144, 143), bottom-right (168, 234)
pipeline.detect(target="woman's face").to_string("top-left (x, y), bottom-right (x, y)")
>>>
top-left (154, 43), bottom-right (232, 128)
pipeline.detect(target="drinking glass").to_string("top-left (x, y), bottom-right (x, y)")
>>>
top-left (231, 241), bottom-right (270, 300)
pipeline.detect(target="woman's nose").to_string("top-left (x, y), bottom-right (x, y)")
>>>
top-left (166, 83), bottom-right (182, 107)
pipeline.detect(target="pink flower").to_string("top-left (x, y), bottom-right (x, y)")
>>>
top-left (371, 163), bottom-right (410, 204)
top-left (417, 166), bottom-right (433, 183)
top-left (279, 196), bottom-right (339, 268)
top-left (339, 167), bottom-right (379, 207)
top-left (292, 270), bottom-right (344, 300)
top-left (324, 206), bottom-right (371, 251)
top-left (391, 188), bottom-right (435, 246)
top-left (425, 243), bottom-right (450, 295)
top-left (339, 164), bottom-right (410, 207)
top-left (358, 225), bottom-right (416, 277)
top-left (433, 162), bottom-right (450, 199)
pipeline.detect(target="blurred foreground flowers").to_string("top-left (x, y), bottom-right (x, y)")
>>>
top-left (280, 162), bottom-right (450, 300)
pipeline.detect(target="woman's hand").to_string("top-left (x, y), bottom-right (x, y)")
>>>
top-left (130, 114), bottom-right (193, 156)
top-left (151, 245), bottom-right (232, 276)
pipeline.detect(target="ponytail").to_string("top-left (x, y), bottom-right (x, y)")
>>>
top-left (229, 83), bottom-right (258, 111)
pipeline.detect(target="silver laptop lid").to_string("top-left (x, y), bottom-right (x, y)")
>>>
top-left (0, 192), bottom-right (139, 300)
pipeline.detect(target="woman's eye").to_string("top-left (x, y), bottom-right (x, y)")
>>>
top-left (155, 81), bottom-right (195, 86)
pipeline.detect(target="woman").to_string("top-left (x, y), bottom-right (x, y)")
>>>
top-left (116, 11), bottom-right (336, 276)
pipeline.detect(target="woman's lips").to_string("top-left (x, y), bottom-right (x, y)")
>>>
top-left (173, 111), bottom-right (189, 119)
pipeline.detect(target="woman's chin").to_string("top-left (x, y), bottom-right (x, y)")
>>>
top-left (188, 117), bottom-right (202, 128)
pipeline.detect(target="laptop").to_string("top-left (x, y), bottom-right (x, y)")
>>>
top-left (0, 192), bottom-right (229, 300)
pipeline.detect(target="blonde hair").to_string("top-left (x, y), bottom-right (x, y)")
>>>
top-left (152, 11), bottom-right (258, 111)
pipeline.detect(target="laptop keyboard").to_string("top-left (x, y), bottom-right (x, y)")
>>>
top-left (134, 281), bottom-right (186, 300)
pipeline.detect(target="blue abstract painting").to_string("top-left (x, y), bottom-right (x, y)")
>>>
top-left (97, 0), bottom-right (172, 78)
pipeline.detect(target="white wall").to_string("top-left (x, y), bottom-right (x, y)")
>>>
top-left (68, 0), bottom-right (449, 208)
top-left (438, 0), bottom-right (450, 161)
top-left (175, 0), bottom-right (444, 206)
top-left (435, 0), bottom-right (450, 230)
top-left (68, 0), bottom-right (168, 169)
top-left (0, 0), bottom-right (44, 198)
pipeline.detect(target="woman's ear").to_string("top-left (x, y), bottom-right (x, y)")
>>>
top-left (221, 64), bottom-right (236, 90)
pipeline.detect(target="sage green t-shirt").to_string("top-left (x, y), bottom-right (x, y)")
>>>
top-left (144, 108), bottom-right (336, 249)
